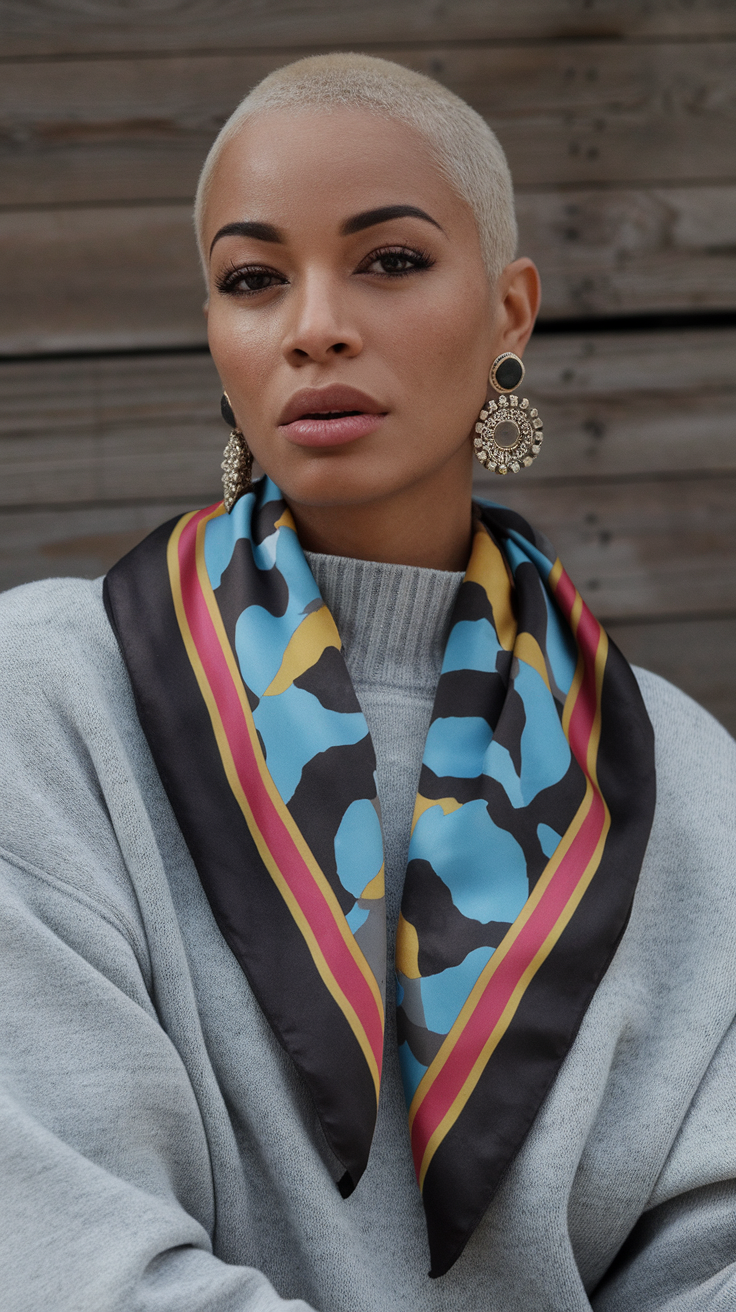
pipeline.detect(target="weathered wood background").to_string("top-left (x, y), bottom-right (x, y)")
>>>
top-left (2, 1), bottom-right (735, 729)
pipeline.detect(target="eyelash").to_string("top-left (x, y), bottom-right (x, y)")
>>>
top-left (215, 245), bottom-right (435, 297)
top-left (215, 262), bottom-right (285, 296)
top-left (355, 244), bottom-right (435, 277)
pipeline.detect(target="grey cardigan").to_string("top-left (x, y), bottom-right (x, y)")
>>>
top-left (1, 571), bottom-right (736, 1312)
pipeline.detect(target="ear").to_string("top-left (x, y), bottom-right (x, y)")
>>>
top-left (494, 259), bottom-right (541, 357)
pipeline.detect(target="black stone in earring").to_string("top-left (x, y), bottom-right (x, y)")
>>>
top-left (489, 352), bottom-right (525, 394)
top-left (220, 392), bottom-right (236, 427)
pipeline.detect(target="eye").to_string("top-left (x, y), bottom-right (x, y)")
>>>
top-left (355, 245), bottom-right (434, 278)
top-left (216, 263), bottom-right (288, 297)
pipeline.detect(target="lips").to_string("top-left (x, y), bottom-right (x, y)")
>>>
top-left (278, 385), bottom-right (388, 448)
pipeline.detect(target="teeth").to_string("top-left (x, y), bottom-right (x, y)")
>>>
top-left (303, 410), bottom-right (358, 420)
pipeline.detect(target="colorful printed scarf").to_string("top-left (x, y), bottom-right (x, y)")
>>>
top-left (104, 476), bottom-right (655, 1276)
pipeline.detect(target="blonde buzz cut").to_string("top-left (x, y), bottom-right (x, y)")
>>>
top-left (194, 52), bottom-right (517, 285)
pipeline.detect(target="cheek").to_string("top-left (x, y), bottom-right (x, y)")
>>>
top-left (207, 302), bottom-right (277, 405)
top-left (383, 283), bottom-right (490, 427)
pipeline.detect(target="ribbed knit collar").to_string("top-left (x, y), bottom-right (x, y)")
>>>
top-left (304, 551), bottom-right (464, 694)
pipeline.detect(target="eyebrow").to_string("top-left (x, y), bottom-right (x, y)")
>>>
top-left (340, 204), bottom-right (443, 235)
top-left (209, 220), bottom-right (284, 256)
top-left (208, 204), bottom-right (444, 258)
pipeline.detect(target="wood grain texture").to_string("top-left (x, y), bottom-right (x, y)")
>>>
top-left (0, 400), bottom-right (223, 504)
top-left (527, 326), bottom-right (736, 395)
top-left (0, 205), bottom-right (205, 354)
top-left (518, 186), bottom-right (736, 318)
top-left (3, 187), bottom-right (735, 354)
top-left (3, 41), bottom-right (736, 207)
top-left (0, 350), bottom-right (221, 440)
top-left (2, 328), bottom-right (734, 507)
top-left (0, 352), bottom-right (223, 505)
top-left (0, 499), bottom-right (198, 593)
top-left (3, 0), bottom-right (736, 58)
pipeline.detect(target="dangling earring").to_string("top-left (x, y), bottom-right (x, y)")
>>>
top-left (473, 352), bottom-right (544, 476)
top-left (220, 392), bottom-right (253, 512)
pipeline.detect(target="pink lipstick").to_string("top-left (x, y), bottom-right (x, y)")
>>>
top-left (279, 385), bottom-right (387, 448)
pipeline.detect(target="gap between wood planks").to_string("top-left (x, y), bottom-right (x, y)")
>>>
top-left (1, 308), bottom-right (734, 365)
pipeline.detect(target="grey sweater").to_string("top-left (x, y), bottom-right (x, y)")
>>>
top-left (1, 564), bottom-right (736, 1312)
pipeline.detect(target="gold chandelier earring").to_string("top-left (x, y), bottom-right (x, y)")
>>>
top-left (473, 352), bottom-right (544, 476)
top-left (220, 392), bottom-right (254, 512)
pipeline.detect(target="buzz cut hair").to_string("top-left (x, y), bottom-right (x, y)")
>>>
top-left (194, 52), bottom-right (517, 285)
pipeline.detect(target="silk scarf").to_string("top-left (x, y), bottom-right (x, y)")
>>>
top-left (104, 476), bottom-right (655, 1276)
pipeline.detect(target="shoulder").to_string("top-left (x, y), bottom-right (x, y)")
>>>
top-left (632, 664), bottom-right (736, 797)
top-left (0, 574), bottom-right (111, 659)
top-left (0, 577), bottom-right (160, 908)
top-left (0, 578), bottom-right (159, 985)
top-left (630, 666), bottom-right (736, 915)
top-left (0, 573), bottom-right (138, 753)
top-left (0, 573), bottom-right (156, 779)
top-left (0, 575), bottom-right (130, 707)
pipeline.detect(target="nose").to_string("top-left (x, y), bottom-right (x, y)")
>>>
top-left (281, 268), bottom-right (363, 366)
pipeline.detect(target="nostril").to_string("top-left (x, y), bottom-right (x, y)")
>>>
top-left (332, 342), bottom-right (347, 354)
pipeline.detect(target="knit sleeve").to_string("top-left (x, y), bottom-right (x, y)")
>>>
top-left (0, 847), bottom-right (314, 1312)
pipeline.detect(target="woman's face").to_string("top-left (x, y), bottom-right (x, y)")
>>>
top-left (203, 108), bottom-right (535, 512)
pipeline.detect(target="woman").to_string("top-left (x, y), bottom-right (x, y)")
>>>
top-left (2, 53), bottom-right (735, 1312)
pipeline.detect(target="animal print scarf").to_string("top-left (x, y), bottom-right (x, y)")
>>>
top-left (104, 476), bottom-right (655, 1276)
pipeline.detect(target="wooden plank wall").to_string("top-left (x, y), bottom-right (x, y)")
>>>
top-left (2, 1), bottom-right (736, 730)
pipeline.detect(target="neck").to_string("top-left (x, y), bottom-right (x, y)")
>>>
top-left (284, 450), bottom-right (474, 572)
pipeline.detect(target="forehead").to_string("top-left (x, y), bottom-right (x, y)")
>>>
top-left (202, 107), bottom-right (471, 239)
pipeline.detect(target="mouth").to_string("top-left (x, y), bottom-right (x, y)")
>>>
top-left (278, 385), bottom-right (388, 448)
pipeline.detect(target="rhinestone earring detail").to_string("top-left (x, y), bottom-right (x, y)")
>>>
top-left (220, 392), bottom-right (253, 512)
top-left (473, 352), bottom-right (544, 476)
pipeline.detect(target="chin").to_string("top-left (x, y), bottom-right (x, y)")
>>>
top-left (280, 473), bottom-right (405, 510)
top-left (264, 451), bottom-right (412, 509)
